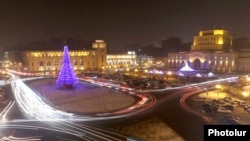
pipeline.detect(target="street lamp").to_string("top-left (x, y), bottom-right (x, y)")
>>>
top-left (205, 88), bottom-right (208, 95)
top-left (242, 91), bottom-right (249, 100)
top-left (167, 71), bottom-right (172, 80)
top-left (246, 76), bottom-right (250, 85)
top-left (215, 84), bottom-right (222, 95)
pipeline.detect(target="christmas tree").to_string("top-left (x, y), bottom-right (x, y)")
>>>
top-left (56, 45), bottom-right (78, 88)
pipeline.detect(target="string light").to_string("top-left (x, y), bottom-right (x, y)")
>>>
top-left (56, 45), bottom-right (78, 88)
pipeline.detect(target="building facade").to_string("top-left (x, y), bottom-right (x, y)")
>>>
top-left (106, 51), bottom-right (137, 70)
top-left (23, 40), bottom-right (107, 74)
top-left (237, 50), bottom-right (250, 72)
top-left (19, 40), bottom-right (139, 74)
top-left (233, 38), bottom-right (250, 51)
top-left (191, 29), bottom-right (233, 51)
top-left (168, 29), bottom-right (239, 72)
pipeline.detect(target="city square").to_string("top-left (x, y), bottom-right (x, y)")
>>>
top-left (2, 1), bottom-right (250, 141)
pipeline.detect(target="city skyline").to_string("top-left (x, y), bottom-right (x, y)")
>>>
top-left (1, 0), bottom-right (250, 49)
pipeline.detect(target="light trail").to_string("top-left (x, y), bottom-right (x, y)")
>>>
top-left (136, 76), bottom-right (239, 92)
top-left (9, 72), bottom-right (75, 120)
top-left (8, 72), bottom-right (155, 122)
top-left (0, 124), bottom-right (86, 140)
top-left (3, 71), bottom-right (152, 140)
top-left (0, 121), bottom-right (127, 141)
top-left (0, 136), bottom-right (41, 141)
top-left (0, 101), bottom-right (15, 121)
top-left (8, 70), bottom-right (238, 121)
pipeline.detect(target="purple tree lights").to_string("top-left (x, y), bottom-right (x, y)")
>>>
top-left (56, 45), bottom-right (78, 88)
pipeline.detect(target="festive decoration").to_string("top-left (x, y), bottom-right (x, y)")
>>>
top-left (180, 60), bottom-right (194, 72)
top-left (56, 45), bottom-right (78, 88)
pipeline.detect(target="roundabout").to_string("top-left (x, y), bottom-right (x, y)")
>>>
top-left (26, 78), bottom-right (139, 114)
top-left (10, 73), bottom-right (156, 121)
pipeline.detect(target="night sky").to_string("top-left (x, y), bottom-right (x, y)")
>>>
top-left (1, 0), bottom-right (250, 49)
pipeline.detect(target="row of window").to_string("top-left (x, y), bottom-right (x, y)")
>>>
top-left (197, 37), bottom-right (220, 41)
top-left (32, 60), bottom-right (85, 66)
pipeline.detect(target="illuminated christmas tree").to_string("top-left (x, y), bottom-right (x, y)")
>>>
top-left (56, 45), bottom-right (78, 88)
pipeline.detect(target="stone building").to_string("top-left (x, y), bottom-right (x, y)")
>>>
top-left (168, 29), bottom-right (239, 72)
top-left (23, 40), bottom-right (107, 74)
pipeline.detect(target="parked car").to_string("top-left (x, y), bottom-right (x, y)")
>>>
top-left (224, 118), bottom-right (239, 125)
top-left (217, 108), bottom-right (232, 114)
top-left (238, 101), bottom-right (248, 107)
top-left (223, 105), bottom-right (234, 111)
top-left (224, 114), bottom-right (240, 121)
top-left (245, 108), bottom-right (250, 113)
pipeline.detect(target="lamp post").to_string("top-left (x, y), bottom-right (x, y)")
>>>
top-left (205, 88), bottom-right (208, 95)
top-left (215, 84), bottom-right (222, 95)
top-left (144, 69), bottom-right (148, 78)
top-left (246, 76), bottom-right (250, 85)
top-left (134, 68), bottom-right (138, 77)
top-left (242, 91), bottom-right (249, 101)
top-left (167, 71), bottom-right (172, 80)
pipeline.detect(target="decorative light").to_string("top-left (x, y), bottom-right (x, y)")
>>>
top-left (242, 91), bottom-right (249, 98)
top-left (56, 45), bottom-right (78, 88)
top-left (208, 72), bottom-right (214, 77)
top-left (195, 73), bottom-right (202, 77)
top-left (180, 60), bottom-right (194, 72)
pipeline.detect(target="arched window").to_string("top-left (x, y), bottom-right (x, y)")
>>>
top-left (80, 60), bottom-right (83, 65)
top-left (39, 61), bottom-right (44, 66)
top-left (47, 61), bottom-right (51, 66)
top-left (194, 59), bottom-right (201, 69)
top-left (54, 61), bottom-right (58, 66)
top-left (74, 60), bottom-right (78, 65)
top-left (204, 61), bottom-right (209, 69)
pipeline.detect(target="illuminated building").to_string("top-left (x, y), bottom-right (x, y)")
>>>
top-left (168, 29), bottom-right (238, 72)
top-left (191, 29), bottom-right (233, 51)
top-left (56, 45), bottom-right (78, 88)
top-left (23, 40), bottom-right (107, 74)
top-left (106, 51), bottom-right (137, 70)
top-left (21, 40), bottom-right (138, 73)
top-left (137, 55), bottom-right (154, 68)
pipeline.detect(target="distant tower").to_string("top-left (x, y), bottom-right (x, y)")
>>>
top-left (56, 45), bottom-right (78, 88)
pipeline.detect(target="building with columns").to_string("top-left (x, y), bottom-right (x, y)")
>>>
top-left (168, 29), bottom-right (239, 72)
top-left (19, 40), bottom-right (138, 74)
top-left (22, 40), bottom-right (107, 74)
top-left (106, 51), bottom-right (137, 70)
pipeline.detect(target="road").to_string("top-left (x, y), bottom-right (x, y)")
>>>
top-left (1, 73), bottom-right (154, 141)
top-left (0, 71), bottom-right (239, 141)
top-left (144, 77), bottom-right (238, 141)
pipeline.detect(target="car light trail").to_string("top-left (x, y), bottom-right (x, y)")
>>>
top-left (0, 101), bottom-right (15, 121)
top-left (7, 72), bottom-right (155, 122)
top-left (0, 121), bottom-right (128, 141)
top-left (0, 136), bottom-right (41, 141)
top-left (9, 73), bottom-right (74, 120)
top-left (4, 71), bottom-right (153, 141)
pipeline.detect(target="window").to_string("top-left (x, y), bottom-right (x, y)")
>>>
top-left (80, 60), bottom-right (83, 65)
top-left (39, 61), bottom-right (44, 66)
top-left (47, 61), bottom-right (51, 66)
top-left (54, 61), bottom-right (58, 66)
